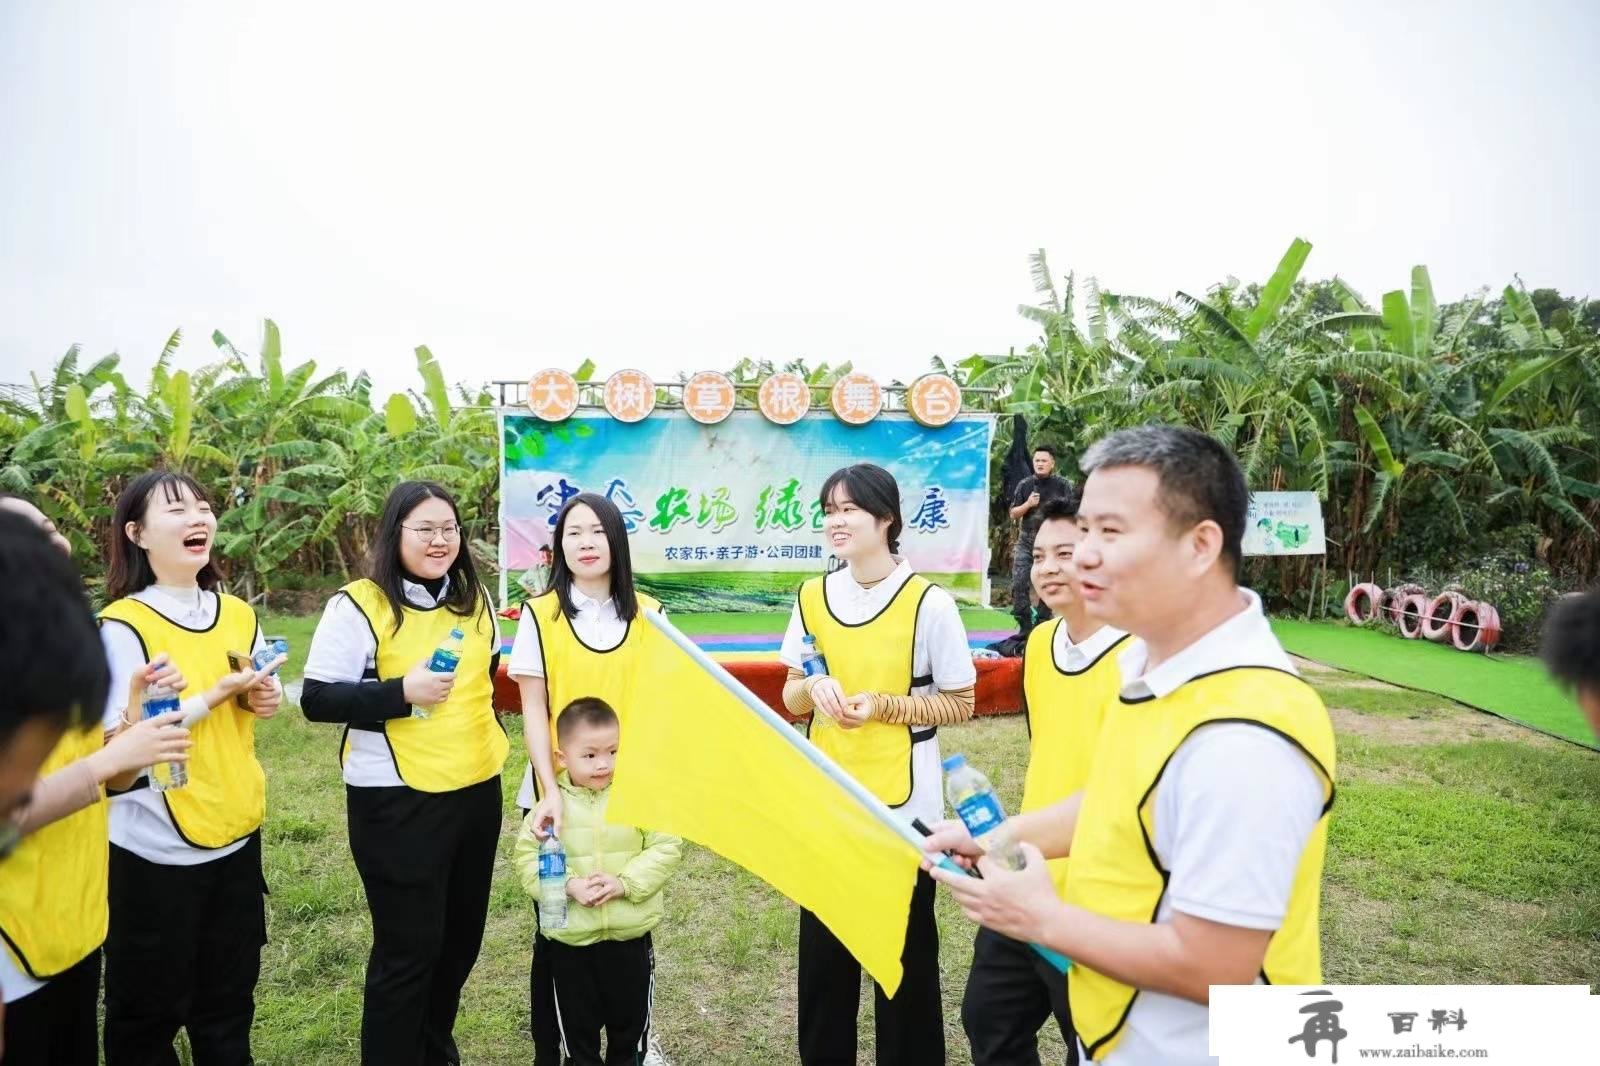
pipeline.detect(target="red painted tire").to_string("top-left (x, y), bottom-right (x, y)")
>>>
top-left (1396, 593), bottom-right (1429, 638)
top-left (1479, 603), bottom-right (1502, 650)
top-left (1451, 601), bottom-right (1488, 652)
top-left (1380, 584), bottom-right (1427, 624)
top-left (1422, 591), bottom-right (1467, 642)
top-left (1344, 583), bottom-right (1383, 624)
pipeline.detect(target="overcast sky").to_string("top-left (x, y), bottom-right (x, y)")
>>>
top-left (2, 0), bottom-right (1596, 403)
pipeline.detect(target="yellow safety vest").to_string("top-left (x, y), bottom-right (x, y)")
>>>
top-left (340, 580), bottom-right (508, 793)
top-left (1019, 619), bottom-right (1129, 898)
top-left (0, 724), bottom-right (108, 978)
top-left (523, 590), bottom-right (662, 760)
top-left (1065, 667), bottom-right (1337, 1061)
top-left (798, 574), bottom-right (933, 808)
top-left (99, 593), bottom-right (266, 849)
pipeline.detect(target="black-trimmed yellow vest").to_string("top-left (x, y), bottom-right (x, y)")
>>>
top-left (798, 573), bottom-right (933, 808)
top-left (1065, 667), bottom-right (1336, 1061)
top-left (0, 725), bottom-right (108, 979)
top-left (99, 593), bottom-right (266, 849)
top-left (526, 590), bottom-right (662, 759)
top-left (340, 579), bottom-right (508, 793)
top-left (1020, 619), bottom-right (1129, 898)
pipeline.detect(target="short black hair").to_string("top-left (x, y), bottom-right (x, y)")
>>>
top-left (1543, 591), bottom-right (1600, 694)
top-left (1082, 425), bottom-right (1248, 576)
top-left (0, 512), bottom-right (108, 743)
top-left (556, 696), bottom-right (619, 745)
top-left (819, 463), bottom-right (904, 554)
top-left (1036, 496), bottom-right (1079, 526)
top-left (1032, 443), bottom-right (1057, 458)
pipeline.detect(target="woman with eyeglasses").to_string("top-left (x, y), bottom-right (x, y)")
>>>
top-left (301, 480), bottom-right (507, 1066)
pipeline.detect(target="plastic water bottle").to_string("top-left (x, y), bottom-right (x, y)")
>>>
top-left (943, 753), bottom-right (1024, 870)
top-left (142, 682), bottom-right (187, 791)
top-left (800, 634), bottom-right (828, 678)
top-left (252, 639), bottom-right (289, 674)
top-left (538, 834), bottom-right (568, 929)
top-left (413, 628), bottom-right (465, 720)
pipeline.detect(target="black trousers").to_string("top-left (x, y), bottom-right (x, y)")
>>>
top-left (347, 776), bottom-right (500, 1066)
top-left (104, 832), bottom-right (267, 1066)
top-left (962, 927), bottom-right (1077, 1066)
top-left (798, 869), bottom-right (943, 1066)
top-left (531, 921), bottom-right (561, 1066)
top-left (2, 948), bottom-right (101, 1065)
top-left (545, 933), bottom-right (655, 1066)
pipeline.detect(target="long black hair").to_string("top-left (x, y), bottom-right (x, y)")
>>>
top-left (818, 463), bottom-right (903, 554)
top-left (545, 492), bottom-right (639, 624)
top-left (107, 471), bottom-right (226, 601)
top-left (369, 481), bottom-right (485, 633)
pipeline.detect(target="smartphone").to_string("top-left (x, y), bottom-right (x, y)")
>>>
top-left (226, 651), bottom-right (254, 710)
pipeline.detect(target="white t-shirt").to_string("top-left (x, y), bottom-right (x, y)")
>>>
top-left (100, 586), bottom-right (277, 868)
top-left (506, 588), bottom-right (656, 809)
top-left (1086, 589), bottom-right (1326, 1066)
top-left (302, 575), bottom-right (498, 789)
top-left (778, 559), bottom-right (975, 828)
top-left (1053, 619), bottom-right (1127, 673)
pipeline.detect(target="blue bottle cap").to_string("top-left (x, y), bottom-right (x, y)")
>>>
top-left (941, 753), bottom-right (967, 772)
top-left (802, 633), bottom-right (816, 644)
top-left (449, 628), bottom-right (465, 638)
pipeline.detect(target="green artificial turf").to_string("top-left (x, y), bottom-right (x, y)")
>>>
top-left (1272, 619), bottom-right (1595, 748)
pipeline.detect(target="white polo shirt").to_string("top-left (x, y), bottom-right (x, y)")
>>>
top-left (1087, 588), bottom-right (1326, 1066)
top-left (778, 559), bottom-right (975, 827)
top-left (1054, 619), bottom-right (1128, 672)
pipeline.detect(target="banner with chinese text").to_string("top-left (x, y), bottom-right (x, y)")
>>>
top-left (500, 410), bottom-right (995, 611)
top-left (1243, 491), bottom-right (1326, 556)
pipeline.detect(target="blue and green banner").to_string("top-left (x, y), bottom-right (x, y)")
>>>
top-left (500, 410), bottom-right (995, 611)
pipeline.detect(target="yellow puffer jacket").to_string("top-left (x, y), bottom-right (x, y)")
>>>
top-left (514, 772), bottom-right (682, 946)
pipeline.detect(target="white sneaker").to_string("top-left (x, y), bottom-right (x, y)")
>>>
top-left (642, 1034), bottom-right (670, 1066)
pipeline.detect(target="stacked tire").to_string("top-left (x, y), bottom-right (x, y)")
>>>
top-left (1344, 580), bottom-right (1501, 653)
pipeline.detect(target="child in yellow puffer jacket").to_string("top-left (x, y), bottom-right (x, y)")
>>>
top-left (515, 697), bottom-right (681, 1065)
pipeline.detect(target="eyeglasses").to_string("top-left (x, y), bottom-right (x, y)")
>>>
top-left (402, 523), bottom-right (462, 542)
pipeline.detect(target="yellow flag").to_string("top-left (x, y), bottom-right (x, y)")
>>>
top-left (608, 613), bottom-right (923, 996)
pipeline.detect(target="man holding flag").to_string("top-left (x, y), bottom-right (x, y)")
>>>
top-left (925, 426), bottom-right (1336, 1066)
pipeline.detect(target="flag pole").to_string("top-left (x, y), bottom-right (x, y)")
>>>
top-left (645, 611), bottom-right (1070, 974)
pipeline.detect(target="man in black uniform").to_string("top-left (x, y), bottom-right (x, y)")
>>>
top-left (1008, 444), bottom-right (1077, 636)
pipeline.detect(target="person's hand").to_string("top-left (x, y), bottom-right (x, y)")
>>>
top-left (927, 842), bottom-right (1061, 942)
top-left (1026, 491), bottom-right (1041, 510)
top-left (403, 660), bottom-right (454, 707)
top-left (89, 712), bottom-right (191, 783)
top-left (531, 792), bottom-right (563, 841)
top-left (918, 818), bottom-right (984, 871)
top-left (207, 664), bottom-right (263, 708)
top-left (248, 663), bottom-right (285, 720)
top-left (808, 676), bottom-right (847, 721)
top-left (123, 655), bottom-right (187, 724)
top-left (567, 877), bottom-right (604, 907)
top-left (838, 693), bottom-right (874, 729)
top-left (588, 873), bottom-right (625, 905)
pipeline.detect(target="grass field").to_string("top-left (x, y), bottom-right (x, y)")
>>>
top-left (245, 613), bottom-right (1600, 1065)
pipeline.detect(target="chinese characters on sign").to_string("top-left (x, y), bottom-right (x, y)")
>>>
top-left (758, 372), bottom-right (811, 425)
top-left (603, 369), bottom-right (656, 423)
top-left (830, 372), bottom-right (883, 425)
top-left (527, 369), bottom-right (579, 422)
top-left (683, 371), bottom-right (737, 425)
top-left (907, 373), bottom-right (962, 428)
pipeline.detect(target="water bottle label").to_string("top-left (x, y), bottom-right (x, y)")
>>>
top-left (538, 851), bottom-right (566, 879)
top-left (428, 651), bottom-right (459, 673)
top-left (142, 696), bottom-right (181, 719)
top-left (956, 792), bottom-right (1006, 836)
top-left (802, 655), bottom-right (828, 677)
